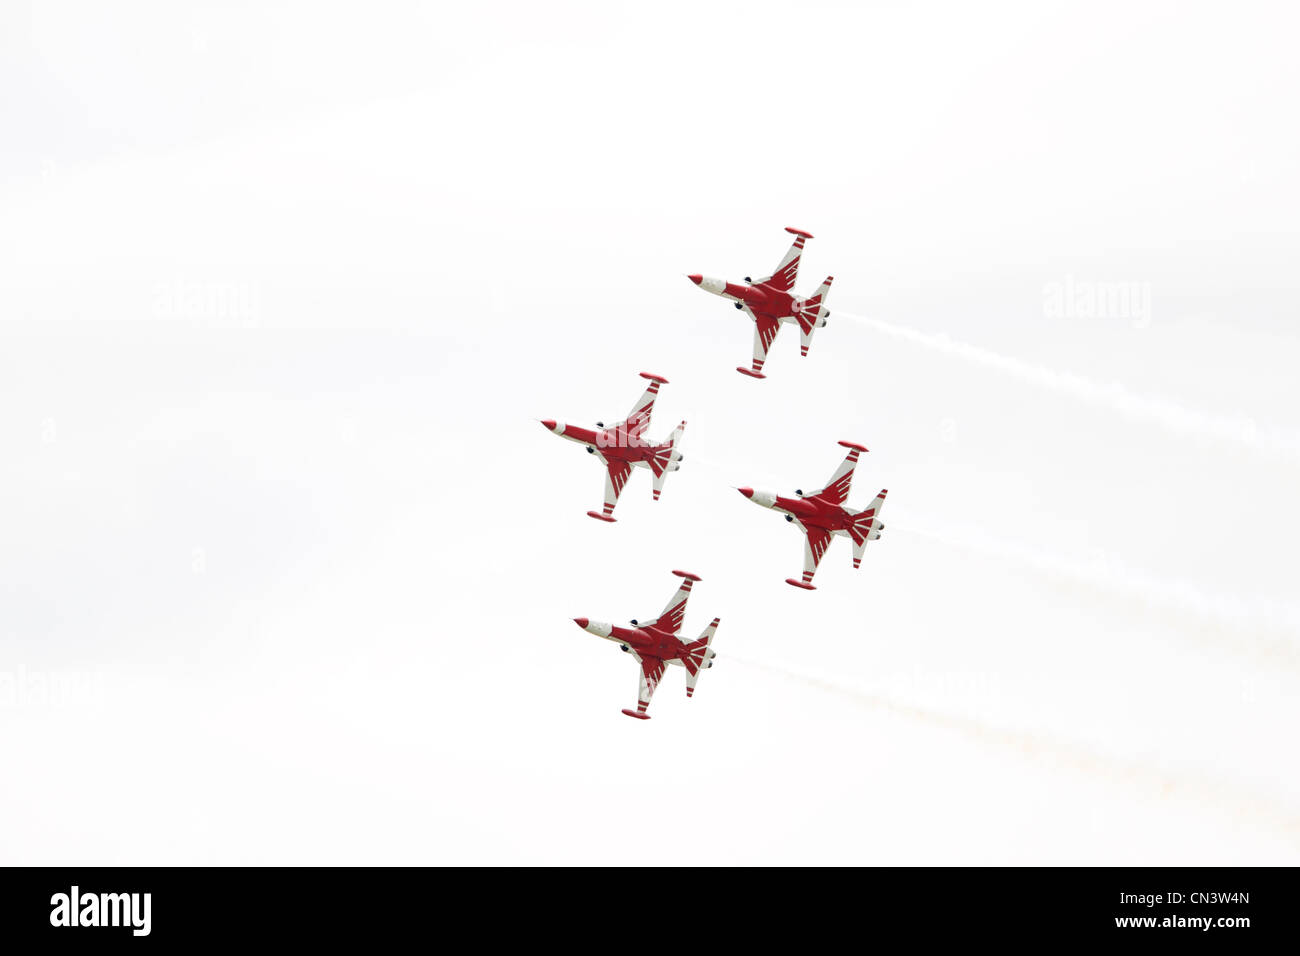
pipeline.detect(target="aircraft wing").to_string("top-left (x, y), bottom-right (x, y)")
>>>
top-left (753, 227), bottom-right (812, 293)
top-left (789, 526), bottom-right (833, 589)
top-left (589, 460), bottom-right (633, 521)
top-left (638, 570), bottom-right (700, 635)
top-left (810, 441), bottom-right (868, 505)
top-left (741, 313), bottom-right (782, 378)
top-left (623, 373), bottom-right (668, 440)
top-left (634, 656), bottom-right (667, 716)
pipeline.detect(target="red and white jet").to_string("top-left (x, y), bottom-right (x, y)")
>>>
top-left (688, 226), bottom-right (833, 378)
top-left (574, 570), bottom-right (719, 719)
top-left (541, 372), bottom-right (686, 522)
top-left (738, 441), bottom-right (887, 590)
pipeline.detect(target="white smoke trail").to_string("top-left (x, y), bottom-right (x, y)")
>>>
top-left (726, 651), bottom-right (1300, 845)
top-left (687, 452), bottom-right (1300, 653)
top-left (837, 311), bottom-right (1300, 462)
top-left (890, 518), bottom-right (1300, 660)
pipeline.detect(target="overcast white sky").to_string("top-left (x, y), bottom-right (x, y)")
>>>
top-left (2, 1), bottom-right (1299, 864)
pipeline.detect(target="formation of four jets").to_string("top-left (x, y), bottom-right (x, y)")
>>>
top-left (542, 228), bottom-right (888, 718)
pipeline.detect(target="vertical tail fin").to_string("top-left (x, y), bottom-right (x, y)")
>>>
top-left (650, 420), bottom-right (686, 500)
top-left (682, 617), bottom-right (720, 697)
top-left (797, 275), bottom-right (833, 356)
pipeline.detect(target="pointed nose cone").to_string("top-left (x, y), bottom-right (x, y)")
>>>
top-left (573, 617), bottom-right (589, 629)
top-left (687, 273), bottom-right (703, 286)
top-left (738, 487), bottom-right (776, 508)
top-left (540, 419), bottom-right (557, 431)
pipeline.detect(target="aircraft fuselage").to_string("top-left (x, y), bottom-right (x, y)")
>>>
top-left (772, 493), bottom-right (855, 535)
top-left (575, 619), bottom-right (690, 664)
top-left (694, 275), bottom-right (807, 324)
top-left (541, 420), bottom-right (666, 467)
top-left (740, 487), bottom-right (856, 536)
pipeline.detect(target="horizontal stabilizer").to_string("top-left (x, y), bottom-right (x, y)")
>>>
top-left (682, 617), bottom-right (720, 696)
top-left (848, 489), bottom-right (889, 559)
top-left (797, 275), bottom-right (833, 353)
top-left (649, 421), bottom-right (686, 498)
